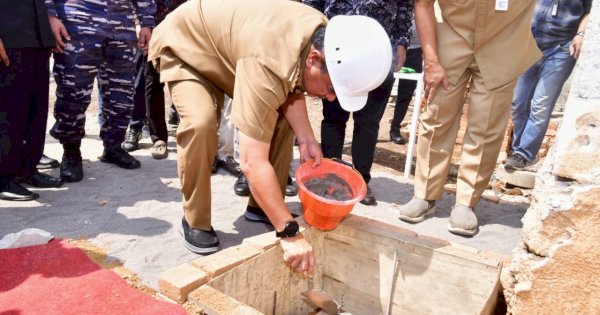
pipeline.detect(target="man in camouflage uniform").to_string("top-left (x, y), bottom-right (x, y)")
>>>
top-left (45, 0), bottom-right (156, 182)
top-left (302, 0), bottom-right (414, 206)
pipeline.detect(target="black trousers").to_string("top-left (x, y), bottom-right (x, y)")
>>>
top-left (129, 55), bottom-right (168, 144)
top-left (0, 48), bottom-right (50, 181)
top-left (390, 47), bottom-right (423, 134)
top-left (320, 71), bottom-right (395, 183)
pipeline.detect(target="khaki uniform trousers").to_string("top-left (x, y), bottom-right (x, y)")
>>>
top-left (168, 79), bottom-right (294, 230)
top-left (415, 60), bottom-right (517, 208)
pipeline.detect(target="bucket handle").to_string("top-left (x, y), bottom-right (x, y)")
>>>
top-left (330, 158), bottom-right (354, 169)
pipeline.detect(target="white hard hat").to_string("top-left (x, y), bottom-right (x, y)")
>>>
top-left (324, 15), bottom-right (393, 112)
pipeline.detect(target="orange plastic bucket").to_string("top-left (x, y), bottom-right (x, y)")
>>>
top-left (295, 158), bottom-right (367, 230)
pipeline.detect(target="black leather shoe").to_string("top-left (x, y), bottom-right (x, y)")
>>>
top-left (390, 131), bottom-right (405, 145)
top-left (21, 172), bottom-right (63, 188)
top-left (217, 156), bottom-right (242, 177)
top-left (0, 181), bottom-right (39, 201)
top-left (121, 128), bottom-right (142, 152)
top-left (244, 205), bottom-right (298, 226)
top-left (60, 153), bottom-right (84, 182)
top-left (244, 205), bottom-right (271, 224)
top-left (37, 155), bottom-right (60, 169)
top-left (179, 217), bottom-right (219, 254)
top-left (360, 185), bottom-right (377, 206)
top-left (100, 147), bottom-right (141, 169)
top-left (285, 176), bottom-right (298, 197)
top-left (234, 173), bottom-right (250, 196)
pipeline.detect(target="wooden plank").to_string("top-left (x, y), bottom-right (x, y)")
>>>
top-left (206, 226), bottom-right (325, 314)
top-left (322, 230), bottom-right (500, 314)
top-left (332, 215), bottom-right (501, 267)
top-left (188, 285), bottom-right (263, 315)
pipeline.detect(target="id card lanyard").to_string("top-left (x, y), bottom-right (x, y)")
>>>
top-left (496, 0), bottom-right (509, 11)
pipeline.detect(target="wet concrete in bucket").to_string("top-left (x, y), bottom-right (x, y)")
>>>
top-left (303, 174), bottom-right (354, 201)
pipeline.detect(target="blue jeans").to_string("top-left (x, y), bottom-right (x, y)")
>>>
top-left (511, 43), bottom-right (576, 161)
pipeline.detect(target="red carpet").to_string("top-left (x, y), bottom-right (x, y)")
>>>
top-left (0, 239), bottom-right (186, 315)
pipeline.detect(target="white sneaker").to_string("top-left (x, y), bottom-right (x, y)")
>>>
top-left (151, 140), bottom-right (168, 159)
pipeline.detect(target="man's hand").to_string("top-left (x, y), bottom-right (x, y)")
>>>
top-left (570, 35), bottom-right (584, 59)
top-left (0, 38), bottom-right (9, 66)
top-left (280, 233), bottom-right (315, 276)
top-left (394, 45), bottom-right (407, 72)
top-left (138, 27), bottom-right (152, 55)
top-left (297, 137), bottom-right (322, 166)
top-left (423, 60), bottom-right (450, 103)
top-left (48, 16), bottom-right (69, 53)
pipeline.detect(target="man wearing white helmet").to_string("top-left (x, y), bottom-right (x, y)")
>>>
top-left (303, 0), bottom-right (414, 206)
top-left (148, 0), bottom-right (391, 275)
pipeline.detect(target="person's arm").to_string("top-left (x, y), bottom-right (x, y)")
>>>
top-left (392, 1), bottom-right (414, 71)
top-left (45, 0), bottom-right (69, 52)
top-left (0, 38), bottom-right (8, 66)
top-left (569, 14), bottom-right (589, 59)
top-left (233, 59), bottom-right (315, 276)
top-left (237, 127), bottom-right (315, 276)
top-left (281, 93), bottom-right (322, 165)
top-left (415, 0), bottom-right (449, 102)
top-left (133, 0), bottom-right (156, 53)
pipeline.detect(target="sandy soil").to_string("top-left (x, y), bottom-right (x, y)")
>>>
top-left (0, 79), bottom-right (530, 297)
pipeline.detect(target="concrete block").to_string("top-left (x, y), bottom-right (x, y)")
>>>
top-left (554, 108), bottom-right (600, 184)
top-left (242, 228), bottom-right (279, 250)
top-left (495, 166), bottom-right (536, 189)
top-left (191, 245), bottom-right (263, 278)
top-left (158, 263), bottom-right (209, 303)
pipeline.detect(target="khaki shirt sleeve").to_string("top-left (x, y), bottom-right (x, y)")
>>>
top-left (230, 58), bottom-right (289, 143)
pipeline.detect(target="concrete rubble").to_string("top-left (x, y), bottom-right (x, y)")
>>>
top-left (501, 2), bottom-right (600, 313)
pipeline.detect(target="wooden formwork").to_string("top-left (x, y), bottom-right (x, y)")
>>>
top-left (158, 215), bottom-right (504, 314)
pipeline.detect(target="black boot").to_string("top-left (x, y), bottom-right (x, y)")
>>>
top-left (61, 142), bottom-right (84, 182)
top-left (100, 147), bottom-right (141, 169)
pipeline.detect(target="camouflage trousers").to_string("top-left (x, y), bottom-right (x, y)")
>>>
top-left (50, 34), bottom-right (137, 148)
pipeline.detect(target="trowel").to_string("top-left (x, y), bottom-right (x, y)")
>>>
top-left (302, 288), bottom-right (340, 315)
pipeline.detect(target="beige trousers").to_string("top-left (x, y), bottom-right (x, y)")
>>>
top-left (168, 79), bottom-right (293, 230)
top-left (414, 61), bottom-right (517, 208)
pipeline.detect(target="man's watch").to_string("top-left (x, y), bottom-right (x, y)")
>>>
top-left (276, 220), bottom-right (300, 238)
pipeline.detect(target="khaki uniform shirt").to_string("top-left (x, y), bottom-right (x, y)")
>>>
top-left (148, 0), bottom-right (327, 143)
top-left (419, 0), bottom-right (542, 89)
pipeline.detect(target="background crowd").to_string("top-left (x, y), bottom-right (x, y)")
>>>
top-left (0, 0), bottom-right (591, 264)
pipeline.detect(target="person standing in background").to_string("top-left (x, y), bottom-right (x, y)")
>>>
top-left (122, 0), bottom-right (187, 159)
top-left (389, 18), bottom-right (422, 145)
top-left (302, 0), bottom-right (414, 206)
top-left (505, 0), bottom-right (591, 170)
top-left (398, 0), bottom-right (541, 236)
top-left (45, 0), bottom-right (156, 182)
top-left (0, 0), bottom-right (64, 201)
